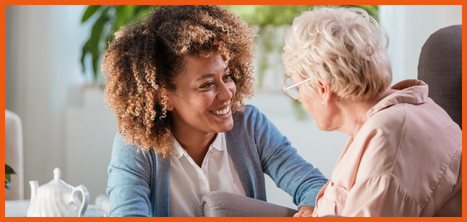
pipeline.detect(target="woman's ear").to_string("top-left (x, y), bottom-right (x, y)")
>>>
top-left (316, 80), bottom-right (333, 106)
top-left (156, 89), bottom-right (174, 111)
top-left (166, 103), bottom-right (174, 111)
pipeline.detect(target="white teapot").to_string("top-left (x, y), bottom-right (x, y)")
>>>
top-left (27, 168), bottom-right (90, 217)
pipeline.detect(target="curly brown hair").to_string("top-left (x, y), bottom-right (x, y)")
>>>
top-left (102, 5), bottom-right (256, 157)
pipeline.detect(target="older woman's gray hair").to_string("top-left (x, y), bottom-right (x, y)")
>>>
top-left (282, 7), bottom-right (392, 101)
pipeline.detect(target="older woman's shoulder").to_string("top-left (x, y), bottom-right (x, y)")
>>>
top-left (353, 105), bottom-right (408, 180)
top-left (359, 104), bottom-right (408, 148)
top-left (364, 104), bottom-right (407, 133)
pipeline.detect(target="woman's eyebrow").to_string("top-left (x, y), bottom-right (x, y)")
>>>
top-left (195, 67), bottom-right (229, 81)
top-left (195, 73), bottom-right (215, 81)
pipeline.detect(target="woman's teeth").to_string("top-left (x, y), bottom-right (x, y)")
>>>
top-left (210, 107), bottom-right (230, 115)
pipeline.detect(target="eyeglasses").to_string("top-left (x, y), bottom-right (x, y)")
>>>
top-left (283, 77), bottom-right (311, 100)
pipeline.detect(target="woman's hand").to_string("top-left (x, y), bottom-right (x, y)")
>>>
top-left (294, 206), bottom-right (314, 217)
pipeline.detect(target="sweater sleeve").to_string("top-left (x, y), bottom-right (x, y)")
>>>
top-left (249, 105), bottom-right (328, 208)
top-left (107, 133), bottom-right (152, 217)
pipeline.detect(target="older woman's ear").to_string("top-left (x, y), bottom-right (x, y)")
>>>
top-left (316, 80), bottom-right (333, 106)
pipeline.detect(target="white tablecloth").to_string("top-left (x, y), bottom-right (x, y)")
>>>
top-left (5, 200), bottom-right (106, 217)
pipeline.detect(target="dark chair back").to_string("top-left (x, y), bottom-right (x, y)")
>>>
top-left (417, 25), bottom-right (462, 129)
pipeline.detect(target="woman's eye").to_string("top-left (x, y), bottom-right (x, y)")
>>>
top-left (200, 81), bottom-right (214, 88)
top-left (224, 74), bottom-right (233, 81)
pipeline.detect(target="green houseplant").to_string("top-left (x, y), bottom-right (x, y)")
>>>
top-left (80, 5), bottom-right (155, 83)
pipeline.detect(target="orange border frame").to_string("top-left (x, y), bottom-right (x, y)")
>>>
top-left (1, 1), bottom-right (465, 221)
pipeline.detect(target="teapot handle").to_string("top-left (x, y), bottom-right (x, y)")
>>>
top-left (70, 185), bottom-right (90, 217)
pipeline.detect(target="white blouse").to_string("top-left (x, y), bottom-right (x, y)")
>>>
top-left (168, 133), bottom-right (246, 217)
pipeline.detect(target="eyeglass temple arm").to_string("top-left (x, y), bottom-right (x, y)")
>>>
top-left (285, 78), bottom-right (312, 90)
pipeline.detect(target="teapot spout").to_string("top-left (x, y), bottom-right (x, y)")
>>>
top-left (29, 180), bottom-right (39, 203)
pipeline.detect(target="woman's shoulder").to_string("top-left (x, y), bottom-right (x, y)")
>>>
top-left (356, 101), bottom-right (461, 198)
top-left (233, 104), bottom-right (259, 116)
top-left (111, 132), bottom-right (156, 161)
top-left (112, 132), bottom-right (136, 152)
top-left (232, 104), bottom-right (257, 121)
top-left (353, 105), bottom-right (407, 159)
top-left (365, 104), bottom-right (407, 131)
top-left (351, 105), bottom-right (407, 177)
top-left (231, 104), bottom-right (264, 129)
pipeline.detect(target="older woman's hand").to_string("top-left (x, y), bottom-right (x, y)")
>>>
top-left (294, 206), bottom-right (314, 217)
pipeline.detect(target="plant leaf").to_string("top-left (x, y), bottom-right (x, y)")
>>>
top-left (6, 174), bottom-right (11, 183)
top-left (134, 5), bottom-right (155, 22)
top-left (91, 8), bottom-right (109, 75)
top-left (80, 42), bottom-right (89, 73)
top-left (114, 5), bottom-right (135, 32)
top-left (5, 164), bottom-right (16, 174)
top-left (79, 5), bottom-right (157, 81)
top-left (81, 7), bottom-right (109, 79)
top-left (82, 5), bottom-right (101, 23)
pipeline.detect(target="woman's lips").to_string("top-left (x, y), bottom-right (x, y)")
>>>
top-left (209, 106), bottom-right (230, 115)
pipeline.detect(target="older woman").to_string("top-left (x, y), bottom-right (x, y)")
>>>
top-left (103, 5), bottom-right (327, 217)
top-left (282, 7), bottom-right (462, 217)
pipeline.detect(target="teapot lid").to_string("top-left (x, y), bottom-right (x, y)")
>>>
top-left (39, 168), bottom-right (74, 191)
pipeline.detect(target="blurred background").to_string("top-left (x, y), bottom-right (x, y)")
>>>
top-left (4, 5), bottom-right (462, 209)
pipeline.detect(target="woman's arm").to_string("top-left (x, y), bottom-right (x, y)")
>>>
top-left (107, 133), bottom-right (153, 217)
top-left (250, 106), bottom-right (328, 209)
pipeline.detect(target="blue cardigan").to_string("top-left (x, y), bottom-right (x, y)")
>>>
top-left (107, 105), bottom-right (328, 216)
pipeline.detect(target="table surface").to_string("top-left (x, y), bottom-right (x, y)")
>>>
top-left (5, 200), bottom-right (107, 217)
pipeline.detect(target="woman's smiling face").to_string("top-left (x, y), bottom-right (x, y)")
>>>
top-left (168, 54), bottom-right (236, 135)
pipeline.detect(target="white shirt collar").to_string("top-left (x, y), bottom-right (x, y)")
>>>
top-left (210, 133), bottom-right (224, 152)
top-left (168, 132), bottom-right (245, 216)
top-left (172, 139), bottom-right (185, 159)
top-left (173, 133), bottom-right (225, 159)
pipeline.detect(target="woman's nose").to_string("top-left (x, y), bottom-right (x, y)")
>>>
top-left (216, 83), bottom-right (234, 101)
